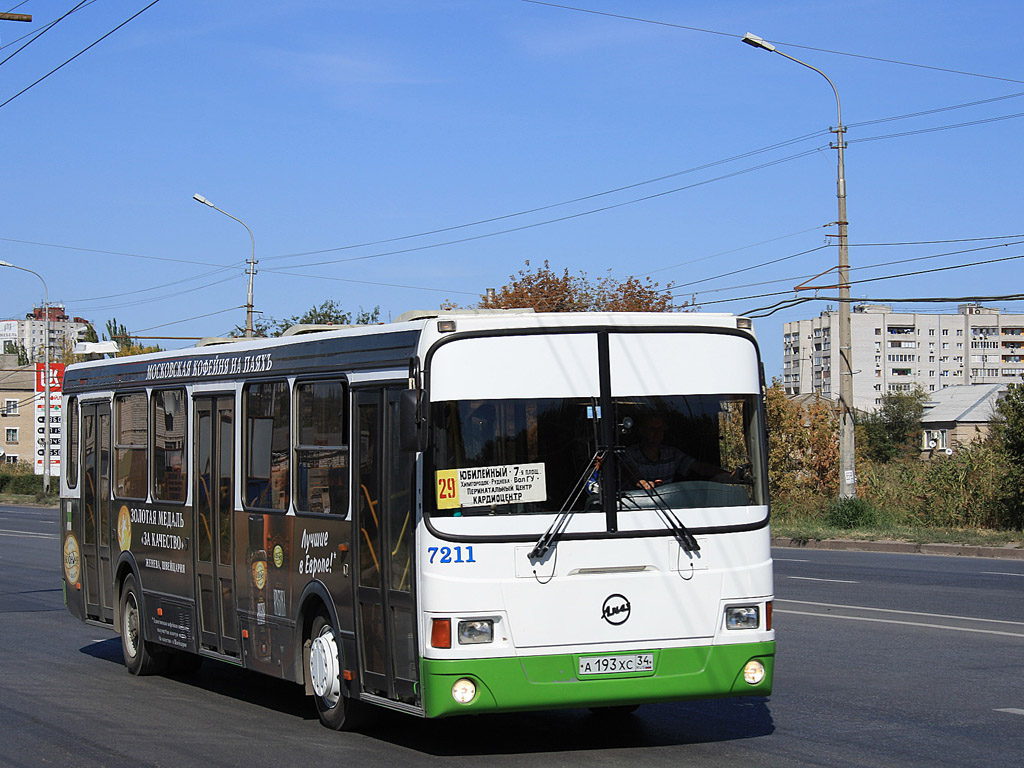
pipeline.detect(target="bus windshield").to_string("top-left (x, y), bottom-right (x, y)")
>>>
top-left (429, 393), bottom-right (764, 517)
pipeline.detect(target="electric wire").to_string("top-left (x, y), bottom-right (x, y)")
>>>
top-left (265, 131), bottom-right (827, 261)
top-left (259, 269), bottom-right (482, 297)
top-left (518, 0), bottom-right (1024, 85)
top-left (0, 1), bottom-right (94, 64)
top-left (269, 147), bottom-right (823, 270)
top-left (692, 251), bottom-right (1024, 312)
top-left (130, 306), bottom-right (242, 334)
top-left (0, 0), bottom-right (164, 111)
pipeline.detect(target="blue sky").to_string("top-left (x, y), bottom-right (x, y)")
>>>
top-left (2, 0), bottom-right (1022, 378)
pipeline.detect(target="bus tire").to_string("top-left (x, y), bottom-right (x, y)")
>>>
top-left (308, 613), bottom-right (368, 731)
top-left (119, 574), bottom-right (167, 676)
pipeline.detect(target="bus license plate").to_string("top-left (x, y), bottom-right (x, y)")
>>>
top-left (578, 653), bottom-right (654, 676)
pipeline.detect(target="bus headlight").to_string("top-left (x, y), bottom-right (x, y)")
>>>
top-left (458, 619), bottom-right (494, 644)
top-left (743, 660), bottom-right (766, 685)
top-left (452, 678), bottom-right (477, 703)
top-left (725, 606), bottom-right (760, 630)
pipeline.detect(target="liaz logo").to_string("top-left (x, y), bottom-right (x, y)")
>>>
top-left (601, 594), bottom-right (631, 625)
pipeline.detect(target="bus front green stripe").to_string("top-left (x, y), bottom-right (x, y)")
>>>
top-left (420, 642), bottom-right (774, 718)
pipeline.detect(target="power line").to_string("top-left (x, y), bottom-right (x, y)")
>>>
top-left (849, 90), bottom-right (1024, 129)
top-left (0, 236), bottom-right (237, 268)
top-left (0, 1), bottom-right (94, 64)
top-left (693, 251), bottom-right (1024, 312)
top-left (258, 269), bottom-right (482, 296)
top-left (637, 224), bottom-right (830, 277)
top-left (851, 110), bottom-right (1024, 144)
top-left (0, 0), bottom-right (164, 111)
top-left (272, 147), bottom-right (823, 270)
top-left (266, 131), bottom-right (827, 262)
top-left (130, 306), bottom-right (242, 334)
top-left (745, 293), bottom-right (1024, 318)
top-left (518, 0), bottom-right (1024, 85)
top-left (845, 234), bottom-right (1024, 246)
top-left (78, 273), bottom-right (239, 312)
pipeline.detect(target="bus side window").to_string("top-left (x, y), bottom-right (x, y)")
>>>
top-left (243, 381), bottom-right (290, 511)
top-left (152, 389), bottom-right (188, 503)
top-left (295, 380), bottom-right (348, 515)
top-left (65, 396), bottom-right (79, 489)
top-left (114, 393), bottom-right (147, 500)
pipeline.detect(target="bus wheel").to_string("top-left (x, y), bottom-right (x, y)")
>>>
top-left (308, 614), bottom-right (367, 731)
top-left (119, 574), bottom-right (167, 676)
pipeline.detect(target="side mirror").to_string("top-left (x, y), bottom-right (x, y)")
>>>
top-left (399, 389), bottom-right (423, 453)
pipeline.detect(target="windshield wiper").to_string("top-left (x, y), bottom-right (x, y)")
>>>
top-left (529, 450), bottom-right (604, 560)
top-left (617, 451), bottom-right (700, 552)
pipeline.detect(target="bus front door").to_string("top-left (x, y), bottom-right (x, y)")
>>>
top-left (194, 395), bottom-right (239, 657)
top-left (354, 387), bottom-right (419, 706)
top-left (81, 401), bottom-right (113, 622)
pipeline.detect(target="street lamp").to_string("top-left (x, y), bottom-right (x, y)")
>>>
top-left (193, 193), bottom-right (257, 338)
top-left (742, 32), bottom-right (856, 499)
top-left (0, 259), bottom-right (52, 493)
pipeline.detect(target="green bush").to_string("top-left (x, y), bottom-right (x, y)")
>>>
top-left (0, 472), bottom-right (45, 495)
top-left (825, 497), bottom-right (879, 529)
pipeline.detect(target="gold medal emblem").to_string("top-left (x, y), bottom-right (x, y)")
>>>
top-left (117, 505), bottom-right (132, 551)
top-left (252, 559), bottom-right (267, 589)
top-left (63, 534), bottom-right (81, 585)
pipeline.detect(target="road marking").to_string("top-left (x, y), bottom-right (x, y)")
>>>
top-left (774, 558), bottom-right (810, 562)
top-left (777, 598), bottom-right (1024, 627)
top-left (775, 609), bottom-right (1024, 638)
top-left (995, 708), bottom-right (1024, 716)
top-left (787, 576), bottom-right (858, 584)
top-left (0, 529), bottom-right (58, 539)
top-left (981, 572), bottom-right (1024, 577)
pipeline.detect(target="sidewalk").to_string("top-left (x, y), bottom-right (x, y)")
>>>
top-left (772, 536), bottom-right (1024, 560)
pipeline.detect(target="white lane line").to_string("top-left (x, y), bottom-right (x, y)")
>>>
top-left (981, 572), bottom-right (1024, 577)
top-left (775, 609), bottom-right (1024, 638)
top-left (995, 708), bottom-right (1024, 716)
top-left (0, 529), bottom-right (58, 539)
top-left (787, 576), bottom-right (858, 584)
top-left (777, 598), bottom-right (1024, 627)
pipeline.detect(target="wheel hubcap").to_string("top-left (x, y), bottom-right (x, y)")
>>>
top-left (124, 594), bottom-right (140, 658)
top-left (310, 625), bottom-right (340, 706)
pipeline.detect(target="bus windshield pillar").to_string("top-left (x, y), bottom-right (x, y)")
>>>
top-left (597, 331), bottom-right (617, 533)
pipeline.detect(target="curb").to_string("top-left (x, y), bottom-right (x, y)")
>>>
top-left (772, 537), bottom-right (1024, 560)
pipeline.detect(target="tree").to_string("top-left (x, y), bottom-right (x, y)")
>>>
top-left (470, 260), bottom-right (675, 313)
top-left (991, 382), bottom-right (1024, 528)
top-left (229, 300), bottom-right (381, 338)
top-left (103, 318), bottom-right (162, 357)
top-left (858, 386), bottom-right (928, 463)
top-left (764, 380), bottom-right (838, 499)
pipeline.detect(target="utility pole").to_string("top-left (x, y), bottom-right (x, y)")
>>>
top-left (742, 33), bottom-right (856, 499)
top-left (193, 194), bottom-right (257, 337)
top-left (0, 13), bottom-right (32, 22)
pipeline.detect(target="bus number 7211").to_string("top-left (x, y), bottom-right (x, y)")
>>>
top-left (427, 546), bottom-right (476, 564)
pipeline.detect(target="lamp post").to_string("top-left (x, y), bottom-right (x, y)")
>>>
top-left (193, 194), bottom-right (257, 338)
top-left (0, 260), bottom-right (52, 493)
top-left (741, 32), bottom-right (856, 499)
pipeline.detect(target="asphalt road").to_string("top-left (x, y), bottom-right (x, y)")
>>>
top-left (2, 503), bottom-right (1022, 767)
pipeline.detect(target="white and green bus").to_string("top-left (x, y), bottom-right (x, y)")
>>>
top-left (59, 310), bottom-right (773, 730)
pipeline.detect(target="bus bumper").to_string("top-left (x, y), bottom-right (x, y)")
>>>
top-left (420, 641), bottom-right (774, 718)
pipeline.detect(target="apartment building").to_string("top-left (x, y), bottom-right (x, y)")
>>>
top-left (0, 305), bottom-right (90, 363)
top-left (782, 304), bottom-right (1024, 412)
top-left (0, 354), bottom-right (36, 466)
